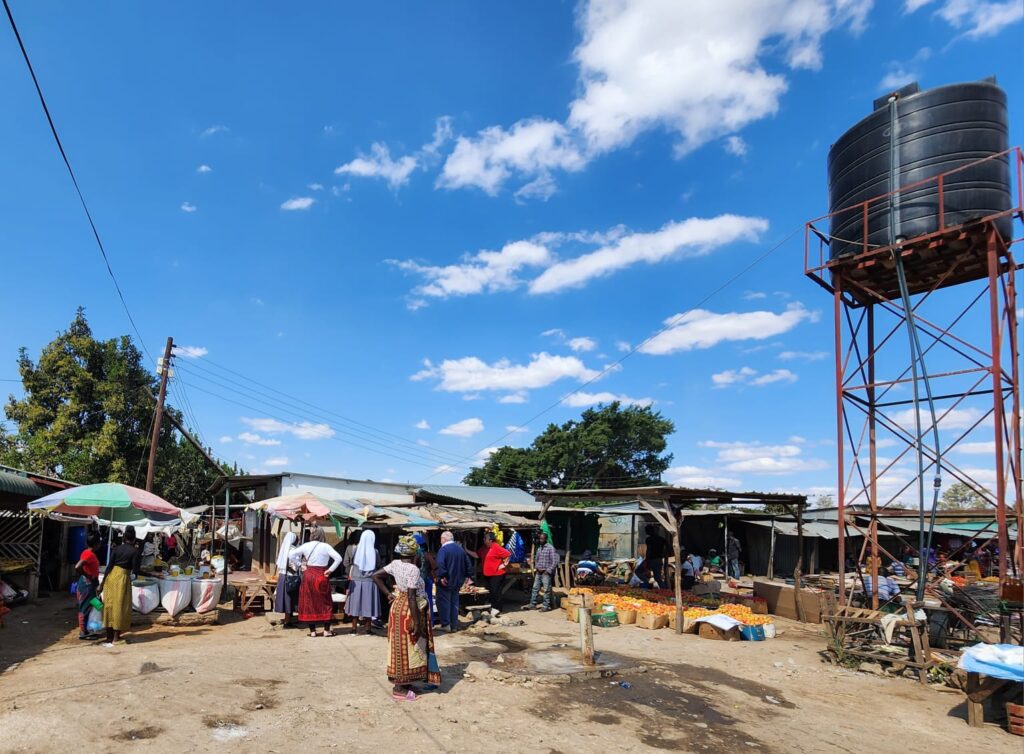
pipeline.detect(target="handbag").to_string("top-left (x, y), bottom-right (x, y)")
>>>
top-left (285, 570), bottom-right (302, 593)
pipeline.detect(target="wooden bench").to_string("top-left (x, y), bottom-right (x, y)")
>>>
top-left (822, 602), bottom-right (935, 683)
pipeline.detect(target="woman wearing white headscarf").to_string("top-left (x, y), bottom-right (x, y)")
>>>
top-left (344, 529), bottom-right (380, 634)
top-left (273, 531), bottom-right (299, 625)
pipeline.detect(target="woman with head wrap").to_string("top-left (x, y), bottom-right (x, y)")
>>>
top-left (344, 529), bottom-right (381, 633)
top-left (273, 531), bottom-right (300, 625)
top-left (289, 526), bottom-right (343, 637)
top-left (373, 535), bottom-right (441, 701)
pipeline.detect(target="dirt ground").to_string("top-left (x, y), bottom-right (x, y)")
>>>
top-left (0, 596), bottom-right (1019, 753)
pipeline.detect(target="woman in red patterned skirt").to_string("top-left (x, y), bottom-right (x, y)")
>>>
top-left (373, 535), bottom-right (441, 701)
top-left (289, 527), bottom-right (342, 637)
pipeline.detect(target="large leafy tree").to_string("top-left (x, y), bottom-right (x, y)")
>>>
top-left (2, 309), bottom-right (227, 506)
top-left (939, 481), bottom-right (988, 510)
top-left (463, 402), bottom-right (675, 490)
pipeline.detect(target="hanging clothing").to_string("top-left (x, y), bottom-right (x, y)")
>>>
top-left (506, 531), bottom-right (525, 563)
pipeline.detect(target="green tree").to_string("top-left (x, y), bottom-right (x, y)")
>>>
top-left (2, 309), bottom-right (228, 505)
top-left (463, 402), bottom-right (674, 490)
top-left (939, 481), bottom-right (988, 510)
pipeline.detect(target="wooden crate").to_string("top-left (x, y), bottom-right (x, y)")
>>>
top-left (1008, 703), bottom-right (1024, 736)
top-left (616, 608), bottom-right (637, 625)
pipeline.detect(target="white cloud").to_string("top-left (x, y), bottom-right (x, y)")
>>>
top-left (281, 196), bottom-right (315, 211)
top-left (238, 432), bottom-right (282, 447)
top-left (541, 328), bottom-right (565, 339)
top-left (264, 456), bottom-right (289, 468)
top-left (499, 392), bottom-right (528, 404)
top-left (779, 350), bottom-right (828, 361)
top-left (506, 425), bottom-right (529, 433)
top-left (438, 118), bottom-right (585, 195)
top-left (698, 438), bottom-right (828, 475)
top-left (514, 173), bottom-right (559, 202)
top-left (439, 418), bottom-right (484, 438)
top-left (906, 0), bottom-right (1023, 38)
top-left (878, 47), bottom-right (930, 91)
top-left (218, 435), bottom-right (233, 444)
top-left (641, 303), bottom-right (817, 355)
top-left (433, 464), bottom-right (460, 475)
top-left (196, 164), bottom-right (212, 173)
top-left (615, 340), bottom-right (632, 353)
top-left (335, 143), bottom-right (418, 189)
top-left (200, 125), bottom-right (228, 138)
top-left (743, 291), bottom-right (768, 300)
top-left (412, 352), bottom-right (599, 393)
top-left (530, 215), bottom-right (768, 294)
top-left (472, 447), bottom-right (499, 466)
top-left (562, 391), bottom-right (654, 408)
top-left (307, 182), bottom-right (324, 191)
top-left (712, 367), bottom-right (800, 388)
top-left (241, 417), bottom-right (335, 440)
top-left (172, 345), bottom-right (208, 359)
top-left (955, 440), bottom-right (996, 454)
top-left (665, 465), bottom-right (743, 490)
top-left (180, 202), bottom-right (197, 213)
top-left (724, 136), bottom-right (748, 157)
top-left (415, 419), bottom-right (430, 430)
top-left (438, 0), bottom-right (868, 196)
top-left (567, 337), bottom-right (597, 353)
top-left (889, 406), bottom-right (988, 432)
top-left (390, 241), bottom-right (550, 303)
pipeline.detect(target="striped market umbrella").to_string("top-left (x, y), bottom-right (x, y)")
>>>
top-left (27, 482), bottom-right (188, 518)
top-left (248, 491), bottom-right (366, 525)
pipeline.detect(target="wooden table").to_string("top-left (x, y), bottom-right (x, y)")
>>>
top-left (965, 671), bottom-right (1018, 727)
top-left (228, 572), bottom-right (275, 613)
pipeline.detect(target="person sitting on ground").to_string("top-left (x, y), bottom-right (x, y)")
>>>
top-left (574, 551), bottom-right (605, 585)
top-left (98, 525), bottom-right (148, 647)
top-left (628, 544), bottom-right (653, 588)
top-left (74, 531), bottom-right (102, 640)
top-left (289, 526), bottom-right (343, 637)
top-left (707, 548), bottom-right (723, 572)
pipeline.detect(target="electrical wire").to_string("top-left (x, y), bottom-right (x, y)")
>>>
top-left (3, 0), bottom-right (153, 364)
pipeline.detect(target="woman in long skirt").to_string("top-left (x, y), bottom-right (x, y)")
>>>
top-left (290, 527), bottom-right (343, 637)
top-left (74, 531), bottom-right (102, 639)
top-left (273, 531), bottom-right (299, 624)
top-left (345, 529), bottom-right (380, 633)
top-left (373, 535), bottom-right (441, 701)
top-left (98, 526), bottom-right (142, 647)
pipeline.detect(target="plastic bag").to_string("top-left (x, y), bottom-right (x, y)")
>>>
top-left (86, 606), bottom-right (103, 634)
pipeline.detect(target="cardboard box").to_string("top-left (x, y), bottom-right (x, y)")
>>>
top-left (616, 608), bottom-right (637, 625)
top-left (636, 613), bottom-right (669, 630)
top-left (752, 579), bottom-right (823, 623)
top-left (698, 622), bottom-right (741, 641)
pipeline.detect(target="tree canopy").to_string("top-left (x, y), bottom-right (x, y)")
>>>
top-left (1, 309), bottom-right (230, 507)
top-left (939, 481), bottom-right (989, 510)
top-left (463, 402), bottom-right (674, 490)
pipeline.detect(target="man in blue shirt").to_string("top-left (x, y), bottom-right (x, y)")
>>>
top-left (862, 572), bottom-right (902, 603)
top-left (435, 531), bottom-right (473, 632)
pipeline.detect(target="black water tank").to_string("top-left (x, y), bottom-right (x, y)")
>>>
top-left (828, 79), bottom-right (1011, 259)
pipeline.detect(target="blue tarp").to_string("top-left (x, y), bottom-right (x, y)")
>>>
top-left (957, 643), bottom-right (1024, 682)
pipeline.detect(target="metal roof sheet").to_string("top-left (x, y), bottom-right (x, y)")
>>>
top-left (745, 519), bottom-right (856, 540)
top-left (415, 484), bottom-right (541, 511)
top-left (0, 470), bottom-right (44, 499)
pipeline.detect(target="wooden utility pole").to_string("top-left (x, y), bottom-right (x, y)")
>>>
top-left (145, 337), bottom-right (174, 491)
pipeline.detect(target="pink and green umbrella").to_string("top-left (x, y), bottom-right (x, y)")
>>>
top-left (27, 482), bottom-right (186, 518)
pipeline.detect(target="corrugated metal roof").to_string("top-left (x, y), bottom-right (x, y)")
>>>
top-left (415, 484), bottom-right (541, 511)
top-left (746, 519), bottom-right (856, 540)
top-left (0, 470), bottom-right (44, 499)
top-left (876, 517), bottom-right (1016, 540)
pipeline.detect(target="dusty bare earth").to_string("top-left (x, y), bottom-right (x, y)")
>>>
top-left (0, 596), bottom-right (1018, 753)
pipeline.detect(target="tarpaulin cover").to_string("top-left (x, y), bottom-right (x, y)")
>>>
top-left (191, 579), bottom-right (222, 614)
top-left (132, 579), bottom-right (160, 614)
top-left (957, 643), bottom-right (1024, 682)
top-left (158, 577), bottom-right (191, 616)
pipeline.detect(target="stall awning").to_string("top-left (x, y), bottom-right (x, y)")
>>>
top-left (745, 519), bottom-right (856, 539)
top-left (871, 516), bottom-right (1016, 540)
top-left (415, 484), bottom-right (542, 512)
top-left (0, 470), bottom-right (44, 499)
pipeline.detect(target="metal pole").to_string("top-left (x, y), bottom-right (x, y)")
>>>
top-left (223, 487), bottom-right (229, 593)
top-left (145, 336), bottom-right (174, 492)
top-left (868, 304), bottom-right (879, 609)
top-left (835, 279), bottom-right (847, 603)
top-left (767, 516), bottom-right (776, 581)
top-left (987, 229), bottom-right (1009, 581)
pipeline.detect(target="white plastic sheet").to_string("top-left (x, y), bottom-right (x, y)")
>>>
top-left (158, 576), bottom-right (192, 616)
top-left (190, 578), bottom-right (223, 614)
top-left (132, 578), bottom-right (160, 614)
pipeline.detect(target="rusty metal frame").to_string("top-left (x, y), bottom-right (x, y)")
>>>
top-left (807, 149), bottom-right (1024, 624)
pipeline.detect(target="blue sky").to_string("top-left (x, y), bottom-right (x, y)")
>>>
top-left (1, 1), bottom-right (1021, 498)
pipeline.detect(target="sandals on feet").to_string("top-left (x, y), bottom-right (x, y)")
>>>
top-left (392, 689), bottom-right (417, 702)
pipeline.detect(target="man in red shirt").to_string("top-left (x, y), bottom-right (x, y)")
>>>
top-left (481, 532), bottom-right (511, 611)
top-left (75, 531), bottom-right (102, 639)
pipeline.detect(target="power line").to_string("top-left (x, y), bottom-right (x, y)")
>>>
top-left (2, 0), bottom-right (153, 364)
top-left (422, 223), bottom-right (805, 482)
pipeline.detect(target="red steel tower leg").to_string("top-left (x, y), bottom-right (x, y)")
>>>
top-left (988, 228), bottom-right (1009, 581)
top-left (834, 277), bottom-right (846, 604)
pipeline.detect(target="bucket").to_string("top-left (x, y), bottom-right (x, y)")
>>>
top-left (740, 625), bottom-right (766, 641)
top-left (763, 623), bottom-right (776, 639)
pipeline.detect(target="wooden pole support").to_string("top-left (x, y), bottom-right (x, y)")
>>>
top-left (579, 608), bottom-right (595, 666)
